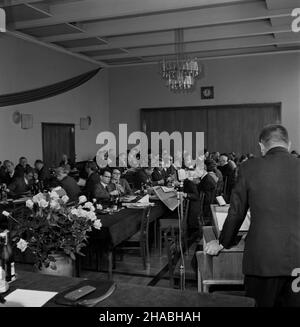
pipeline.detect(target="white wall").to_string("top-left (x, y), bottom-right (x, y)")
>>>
top-left (0, 33), bottom-right (109, 165)
top-left (108, 53), bottom-right (300, 151)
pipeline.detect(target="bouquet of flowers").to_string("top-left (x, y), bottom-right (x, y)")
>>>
top-left (2, 188), bottom-right (103, 270)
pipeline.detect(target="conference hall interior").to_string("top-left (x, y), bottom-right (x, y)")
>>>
top-left (0, 0), bottom-right (299, 308)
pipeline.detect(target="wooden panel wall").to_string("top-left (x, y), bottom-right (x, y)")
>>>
top-left (141, 103), bottom-right (281, 157)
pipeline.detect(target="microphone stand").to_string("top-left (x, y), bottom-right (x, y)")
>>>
top-left (177, 181), bottom-right (185, 291)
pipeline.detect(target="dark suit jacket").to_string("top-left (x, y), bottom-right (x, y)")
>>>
top-left (84, 172), bottom-right (100, 200)
top-left (8, 177), bottom-right (32, 197)
top-left (219, 147), bottom-right (300, 276)
top-left (183, 179), bottom-right (201, 230)
top-left (1, 171), bottom-right (17, 186)
top-left (151, 168), bottom-right (167, 184)
top-left (94, 182), bottom-right (111, 203)
top-left (198, 173), bottom-right (217, 220)
top-left (218, 163), bottom-right (236, 201)
top-left (59, 176), bottom-right (81, 203)
top-left (107, 178), bottom-right (132, 196)
top-left (37, 166), bottom-right (50, 184)
top-left (15, 164), bottom-right (32, 178)
top-left (135, 169), bottom-right (152, 189)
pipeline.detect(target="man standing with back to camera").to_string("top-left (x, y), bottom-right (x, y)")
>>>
top-left (205, 124), bottom-right (300, 307)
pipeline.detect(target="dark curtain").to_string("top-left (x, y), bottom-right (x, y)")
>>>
top-left (0, 68), bottom-right (101, 107)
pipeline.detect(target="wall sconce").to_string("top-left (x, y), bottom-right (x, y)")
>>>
top-left (21, 114), bottom-right (33, 129)
top-left (80, 116), bottom-right (91, 130)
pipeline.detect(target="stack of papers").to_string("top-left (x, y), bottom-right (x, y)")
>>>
top-left (4, 289), bottom-right (57, 307)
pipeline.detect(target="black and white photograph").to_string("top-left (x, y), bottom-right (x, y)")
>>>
top-left (0, 0), bottom-right (300, 318)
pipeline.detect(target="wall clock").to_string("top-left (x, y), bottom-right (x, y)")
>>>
top-left (201, 86), bottom-right (214, 100)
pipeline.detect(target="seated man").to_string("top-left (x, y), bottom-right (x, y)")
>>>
top-left (15, 156), bottom-right (32, 178)
top-left (34, 160), bottom-right (50, 188)
top-left (107, 168), bottom-right (132, 196)
top-left (94, 168), bottom-right (118, 204)
top-left (55, 167), bottom-right (81, 203)
top-left (84, 161), bottom-right (100, 200)
top-left (7, 168), bottom-right (34, 198)
top-left (1, 160), bottom-right (17, 186)
top-left (135, 167), bottom-right (154, 190)
top-left (151, 158), bottom-right (166, 186)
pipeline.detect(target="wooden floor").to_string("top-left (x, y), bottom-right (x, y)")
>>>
top-left (16, 240), bottom-right (200, 292)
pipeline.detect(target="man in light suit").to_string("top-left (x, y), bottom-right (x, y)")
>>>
top-left (94, 168), bottom-right (118, 204)
top-left (205, 124), bottom-right (300, 307)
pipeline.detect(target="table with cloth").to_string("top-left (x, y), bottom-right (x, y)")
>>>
top-left (81, 201), bottom-right (167, 278)
top-left (2, 271), bottom-right (255, 307)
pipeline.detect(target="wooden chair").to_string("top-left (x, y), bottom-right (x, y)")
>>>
top-left (158, 199), bottom-right (189, 256)
top-left (196, 226), bottom-right (244, 293)
top-left (114, 205), bottom-right (152, 270)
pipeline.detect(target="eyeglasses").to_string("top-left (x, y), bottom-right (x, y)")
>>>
top-left (103, 175), bottom-right (111, 178)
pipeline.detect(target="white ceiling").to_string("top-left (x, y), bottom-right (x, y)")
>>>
top-left (1, 0), bottom-right (300, 67)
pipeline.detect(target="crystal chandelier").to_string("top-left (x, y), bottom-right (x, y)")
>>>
top-left (160, 29), bottom-right (202, 93)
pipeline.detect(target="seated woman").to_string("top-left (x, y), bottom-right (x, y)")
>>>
top-left (107, 168), bottom-right (133, 196)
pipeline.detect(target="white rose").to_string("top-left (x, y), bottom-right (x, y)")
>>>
top-left (78, 195), bottom-right (87, 204)
top-left (32, 193), bottom-right (45, 203)
top-left (70, 208), bottom-right (78, 216)
top-left (83, 201), bottom-right (93, 208)
top-left (53, 186), bottom-right (62, 191)
top-left (83, 202), bottom-right (95, 211)
top-left (25, 199), bottom-right (34, 209)
top-left (86, 211), bottom-right (97, 221)
top-left (17, 238), bottom-right (28, 252)
top-left (77, 208), bottom-right (87, 218)
top-left (93, 219), bottom-right (102, 230)
top-left (2, 211), bottom-right (10, 217)
top-left (38, 199), bottom-right (48, 208)
top-left (49, 191), bottom-right (59, 200)
top-left (96, 204), bottom-right (103, 210)
top-left (50, 200), bottom-right (60, 211)
top-left (61, 195), bottom-right (69, 203)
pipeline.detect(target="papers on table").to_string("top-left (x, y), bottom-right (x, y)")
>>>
top-left (153, 186), bottom-right (178, 211)
top-left (121, 195), bottom-right (137, 202)
top-left (138, 194), bottom-right (149, 203)
top-left (213, 206), bottom-right (251, 233)
top-left (122, 202), bottom-right (154, 208)
top-left (4, 289), bottom-right (57, 307)
top-left (161, 186), bottom-right (175, 193)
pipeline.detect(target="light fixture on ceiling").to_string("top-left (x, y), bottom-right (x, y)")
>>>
top-left (160, 28), bottom-right (202, 93)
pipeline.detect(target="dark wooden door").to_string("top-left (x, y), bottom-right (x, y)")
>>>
top-left (42, 123), bottom-right (75, 168)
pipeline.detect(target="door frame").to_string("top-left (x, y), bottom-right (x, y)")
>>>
top-left (41, 122), bottom-right (75, 167)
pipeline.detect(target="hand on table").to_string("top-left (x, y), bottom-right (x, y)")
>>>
top-left (204, 240), bottom-right (224, 256)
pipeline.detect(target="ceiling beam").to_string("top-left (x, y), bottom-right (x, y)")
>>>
top-left (5, 28), bottom-right (107, 67)
top-left (0, 0), bottom-right (42, 6)
top-left (91, 35), bottom-right (300, 60)
top-left (69, 21), bottom-right (292, 53)
top-left (265, 0), bottom-right (299, 10)
top-left (10, 0), bottom-right (256, 29)
top-left (38, 3), bottom-right (292, 43)
top-left (110, 47), bottom-right (300, 67)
